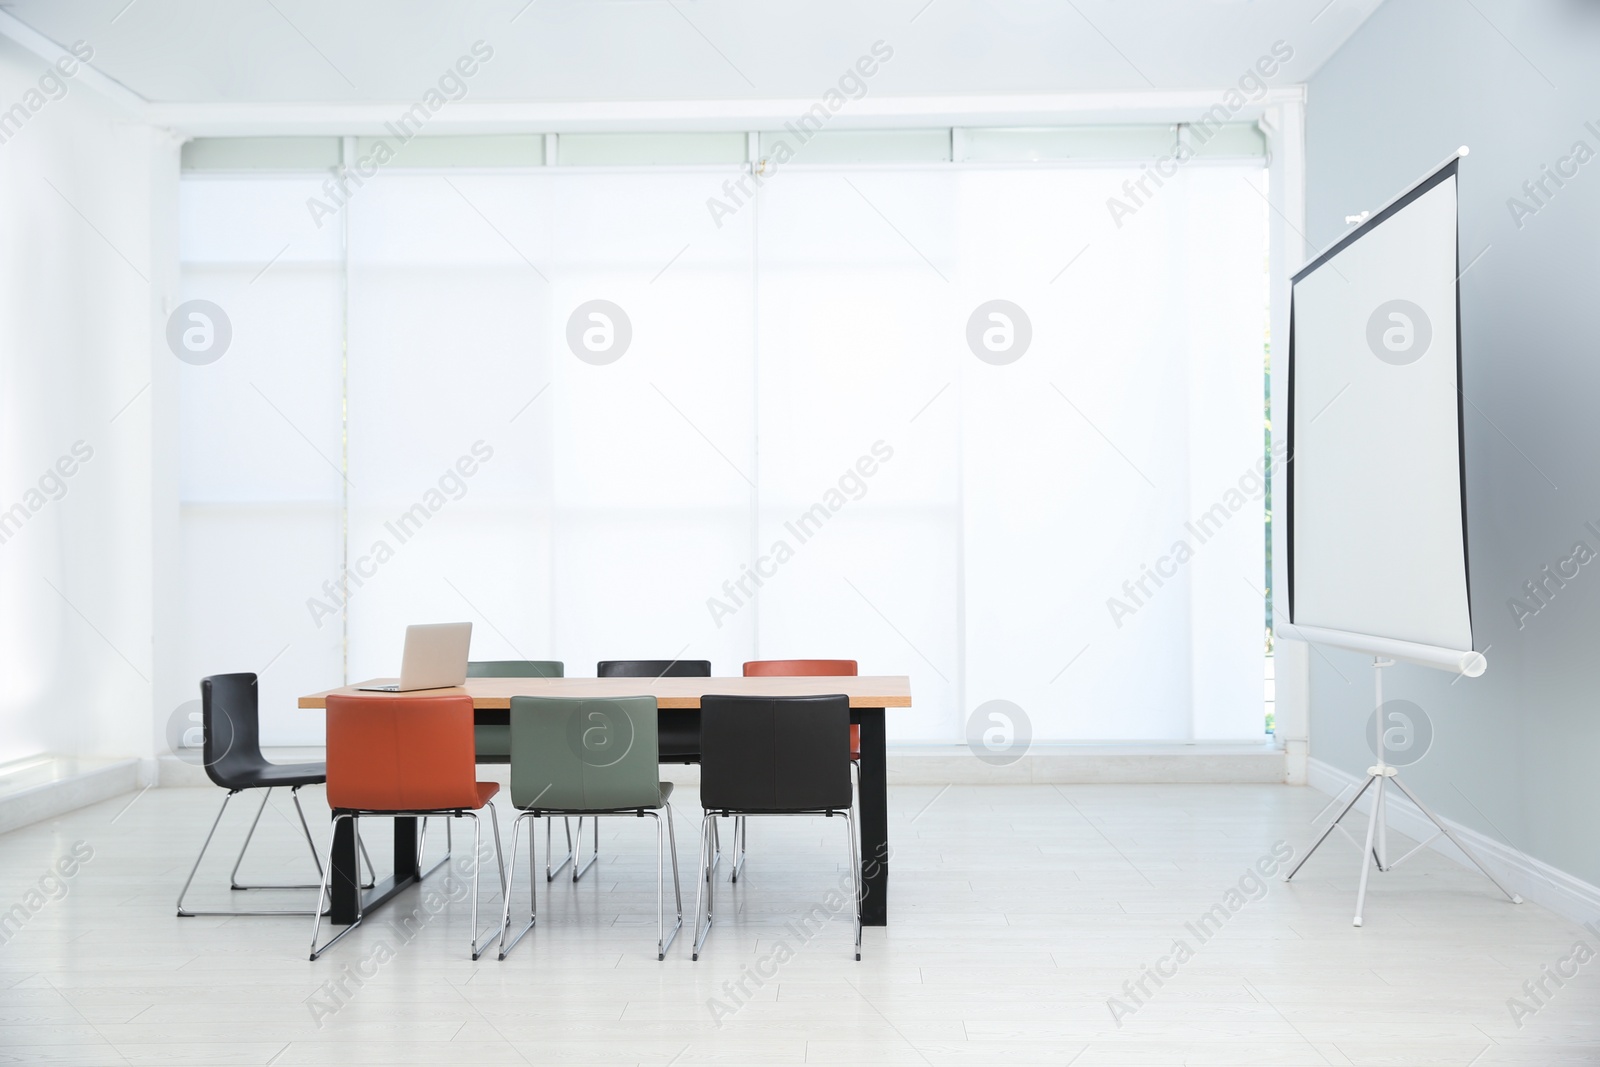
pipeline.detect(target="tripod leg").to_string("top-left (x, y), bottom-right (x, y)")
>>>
top-left (1353, 775), bottom-right (1385, 927)
top-left (1376, 773), bottom-right (1390, 871)
top-left (1388, 775), bottom-right (1523, 905)
top-left (1285, 775), bottom-right (1376, 882)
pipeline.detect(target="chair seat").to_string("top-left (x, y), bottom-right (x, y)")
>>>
top-left (223, 759), bottom-right (327, 790)
top-left (706, 805), bottom-right (848, 816)
top-left (336, 781), bottom-right (500, 815)
top-left (520, 781), bottom-right (673, 815)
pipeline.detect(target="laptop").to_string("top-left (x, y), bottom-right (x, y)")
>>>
top-left (356, 622), bottom-right (472, 692)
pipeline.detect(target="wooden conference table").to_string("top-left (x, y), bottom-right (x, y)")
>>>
top-left (299, 675), bottom-right (912, 928)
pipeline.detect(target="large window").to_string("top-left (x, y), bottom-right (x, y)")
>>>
top-left (176, 134), bottom-right (1268, 746)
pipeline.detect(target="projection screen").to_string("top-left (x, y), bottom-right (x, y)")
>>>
top-left (1280, 153), bottom-right (1480, 675)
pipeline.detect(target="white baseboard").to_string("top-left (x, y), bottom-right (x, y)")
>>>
top-left (884, 743), bottom-right (1286, 785)
top-left (157, 743), bottom-right (1286, 790)
top-left (0, 758), bottom-right (143, 836)
top-left (660, 743), bottom-right (1285, 786)
top-left (1307, 757), bottom-right (1600, 925)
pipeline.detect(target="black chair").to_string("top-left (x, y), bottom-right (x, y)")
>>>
top-left (176, 673), bottom-right (370, 917)
top-left (597, 660), bottom-right (711, 764)
top-left (593, 660), bottom-right (712, 878)
top-left (691, 694), bottom-right (861, 960)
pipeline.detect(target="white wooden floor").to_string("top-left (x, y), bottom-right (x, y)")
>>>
top-left (1, 782), bottom-right (1596, 1066)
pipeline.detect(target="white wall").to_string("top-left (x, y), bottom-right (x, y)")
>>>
top-left (0, 35), bottom-right (176, 768)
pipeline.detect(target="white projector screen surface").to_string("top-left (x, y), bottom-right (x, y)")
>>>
top-left (1288, 161), bottom-right (1472, 656)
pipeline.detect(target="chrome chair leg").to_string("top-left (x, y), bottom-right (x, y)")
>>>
top-left (572, 815), bottom-right (599, 881)
top-left (499, 811), bottom-right (539, 959)
top-left (844, 807), bottom-right (862, 961)
top-left (179, 790), bottom-right (330, 917)
top-left (309, 813), bottom-right (364, 959)
top-left (176, 791), bottom-right (234, 916)
top-left (227, 788), bottom-right (277, 888)
top-left (729, 815), bottom-right (747, 883)
top-left (356, 834), bottom-right (375, 888)
top-left (692, 812), bottom-right (715, 960)
top-left (227, 786), bottom-right (373, 891)
top-left (665, 800), bottom-right (684, 933)
top-left (467, 808), bottom-right (505, 960)
top-left (546, 817), bottom-right (577, 881)
top-left (418, 815), bottom-right (454, 879)
top-left (486, 802), bottom-right (507, 900)
top-left (652, 805), bottom-right (683, 960)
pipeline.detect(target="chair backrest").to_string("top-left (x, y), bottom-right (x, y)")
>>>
top-left (743, 659), bottom-right (858, 677)
top-left (508, 696), bottom-right (662, 811)
top-left (699, 695), bottom-right (852, 812)
top-left (199, 673), bottom-right (268, 791)
top-left (597, 659), bottom-right (711, 678)
top-left (325, 693), bottom-right (481, 812)
top-left (468, 660), bottom-right (564, 678)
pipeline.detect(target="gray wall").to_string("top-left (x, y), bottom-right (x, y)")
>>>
top-left (1305, 0), bottom-right (1600, 886)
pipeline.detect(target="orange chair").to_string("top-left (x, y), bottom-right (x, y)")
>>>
top-left (737, 659), bottom-right (859, 882)
top-left (310, 693), bottom-right (505, 960)
top-left (743, 660), bottom-right (860, 758)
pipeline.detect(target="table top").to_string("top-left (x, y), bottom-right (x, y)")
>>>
top-left (299, 674), bottom-right (913, 710)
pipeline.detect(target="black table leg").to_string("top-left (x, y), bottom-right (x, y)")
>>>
top-left (329, 814), bottom-right (360, 925)
top-left (330, 813), bottom-right (423, 926)
top-left (394, 816), bottom-right (419, 881)
top-left (857, 707), bottom-right (888, 926)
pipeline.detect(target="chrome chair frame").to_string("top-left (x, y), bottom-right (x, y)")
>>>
top-left (728, 816), bottom-right (747, 882)
top-left (176, 785), bottom-right (374, 917)
top-left (309, 803), bottom-right (505, 961)
top-left (499, 803), bottom-right (682, 961)
top-left (724, 762), bottom-right (855, 885)
top-left (548, 816), bottom-right (600, 882)
top-left (693, 806), bottom-right (861, 961)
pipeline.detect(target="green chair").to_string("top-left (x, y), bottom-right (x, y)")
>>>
top-left (465, 660), bottom-right (583, 881)
top-left (497, 695), bottom-right (682, 961)
top-left (467, 660), bottom-right (564, 764)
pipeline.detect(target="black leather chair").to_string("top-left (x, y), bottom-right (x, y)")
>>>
top-left (596, 660), bottom-right (711, 764)
top-left (596, 659), bottom-right (718, 876)
top-left (176, 673), bottom-right (369, 917)
top-left (691, 694), bottom-right (861, 960)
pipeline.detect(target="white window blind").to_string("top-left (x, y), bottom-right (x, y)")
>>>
top-left (176, 178), bottom-right (344, 740)
top-left (178, 156), bottom-right (1267, 745)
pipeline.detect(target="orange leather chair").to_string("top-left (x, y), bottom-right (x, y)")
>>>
top-left (737, 659), bottom-right (859, 883)
top-left (743, 659), bottom-right (860, 759)
top-left (310, 693), bottom-right (505, 960)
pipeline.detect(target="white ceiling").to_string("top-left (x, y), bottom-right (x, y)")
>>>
top-left (0, 0), bottom-right (1382, 105)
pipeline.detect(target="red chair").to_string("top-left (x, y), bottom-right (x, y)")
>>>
top-left (310, 693), bottom-right (505, 960)
top-left (736, 659), bottom-right (859, 882)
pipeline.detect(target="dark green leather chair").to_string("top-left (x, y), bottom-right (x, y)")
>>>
top-left (467, 660), bottom-right (563, 765)
top-left (497, 695), bottom-right (682, 961)
top-left (465, 660), bottom-right (578, 881)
